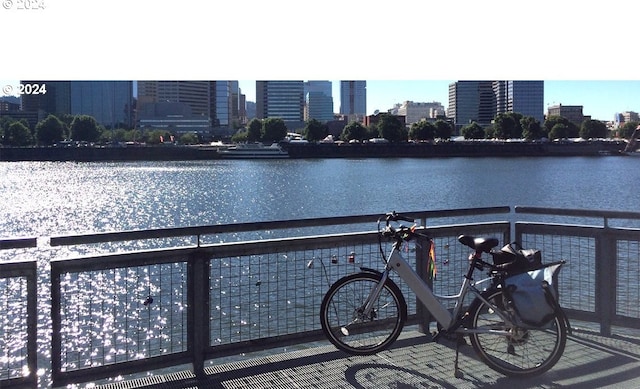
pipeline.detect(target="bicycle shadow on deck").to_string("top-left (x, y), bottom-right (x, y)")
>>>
top-left (345, 330), bottom-right (640, 389)
top-left (96, 330), bottom-right (640, 389)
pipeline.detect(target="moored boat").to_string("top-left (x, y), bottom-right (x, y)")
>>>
top-left (216, 143), bottom-right (289, 159)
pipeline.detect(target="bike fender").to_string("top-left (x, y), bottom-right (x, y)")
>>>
top-left (359, 267), bottom-right (382, 276)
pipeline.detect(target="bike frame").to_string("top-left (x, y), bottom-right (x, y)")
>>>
top-left (369, 241), bottom-right (513, 333)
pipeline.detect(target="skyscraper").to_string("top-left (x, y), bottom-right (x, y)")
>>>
top-left (138, 81), bottom-right (210, 117)
top-left (21, 81), bottom-right (133, 128)
top-left (506, 81), bottom-right (544, 124)
top-left (449, 80), bottom-right (544, 132)
top-left (448, 81), bottom-right (494, 131)
top-left (256, 81), bottom-right (304, 128)
top-left (70, 81), bottom-right (134, 129)
top-left (304, 81), bottom-right (333, 122)
top-left (339, 81), bottom-right (366, 120)
top-left (137, 81), bottom-right (244, 128)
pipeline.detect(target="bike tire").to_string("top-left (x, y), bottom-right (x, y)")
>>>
top-left (467, 288), bottom-right (567, 377)
top-left (320, 272), bottom-right (407, 355)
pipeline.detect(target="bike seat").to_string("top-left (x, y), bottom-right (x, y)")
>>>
top-left (458, 235), bottom-right (500, 253)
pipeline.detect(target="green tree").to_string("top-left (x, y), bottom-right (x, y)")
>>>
top-left (145, 129), bottom-right (172, 144)
top-left (246, 118), bottom-right (262, 142)
top-left (549, 123), bottom-right (569, 139)
top-left (179, 132), bottom-right (199, 145)
top-left (340, 121), bottom-right (368, 142)
top-left (434, 119), bottom-right (453, 140)
top-left (59, 114), bottom-right (75, 133)
top-left (619, 121), bottom-right (640, 139)
top-left (580, 119), bottom-right (608, 139)
top-left (0, 116), bottom-right (14, 133)
top-left (35, 114), bottom-right (65, 145)
top-left (303, 119), bottom-right (329, 142)
top-left (70, 115), bottom-right (101, 142)
top-left (521, 116), bottom-right (544, 140)
top-left (544, 115), bottom-right (579, 139)
top-left (493, 112), bottom-right (523, 139)
top-left (408, 120), bottom-right (435, 141)
top-left (377, 113), bottom-right (406, 142)
top-left (4, 121), bottom-right (34, 146)
top-left (261, 118), bottom-right (288, 143)
top-left (461, 122), bottom-right (485, 139)
top-left (231, 130), bottom-right (248, 143)
top-left (124, 129), bottom-right (143, 142)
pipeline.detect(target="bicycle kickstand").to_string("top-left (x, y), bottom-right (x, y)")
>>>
top-left (454, 334), bottom-right (464, 379)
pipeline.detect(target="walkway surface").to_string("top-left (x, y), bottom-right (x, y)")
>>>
top-left (95, 325), bottom-right (640, 389)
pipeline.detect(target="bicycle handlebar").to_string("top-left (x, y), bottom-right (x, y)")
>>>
top-left (379, 211), bottom-right (431, 242)
top-left (384, 211), bottom-right (415, 224)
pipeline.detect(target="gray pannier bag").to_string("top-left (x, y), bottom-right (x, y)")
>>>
top-left (504, 261), bottom-right (564, 328)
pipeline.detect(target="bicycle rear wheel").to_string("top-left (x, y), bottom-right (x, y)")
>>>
top-left (467, 289), bottom-right (567, 377)
top-left (320, 272), bottom-right (407, 355)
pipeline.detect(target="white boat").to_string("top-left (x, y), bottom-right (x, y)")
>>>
top-left (217, 143), bottom-right (289, 159)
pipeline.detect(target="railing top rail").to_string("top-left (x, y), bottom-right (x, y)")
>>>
top-left (0, 237), bottom-right (37, 250)
top-left (48, 206), bottom-right (511, 247)
top-left (515, 206), bottom-right (640, 221)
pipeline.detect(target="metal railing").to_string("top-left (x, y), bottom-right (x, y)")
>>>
top-left (2, 206), bottom-right (640, 387)
top-left (46, 207), bottom-right (509, 386)
top-left (0, 259), bottom-right (38, 389)
top-left (515, 206), bottom-right (640, 336)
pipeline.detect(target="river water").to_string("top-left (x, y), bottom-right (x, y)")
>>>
top-left (1, 156), bottom-right (639, 387)
top-left (2, 156), bottom-right (639, 239)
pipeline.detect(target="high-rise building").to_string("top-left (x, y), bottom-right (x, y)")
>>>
top-left (138, 81), bottom-right (210, 117)
top-left (20, 81), bottom-right (133, 128)
top-left (506, 81), bottom-right (544, 124)
top-left (137, 81), bottom-right (244, 129)
top-left (20, 81), bottom-right (71, 120)
top-left (213, 81), bottom-right (230, 127)
top-left (449, 80), bottom-right (544, 132)
top-left (69, 81), bottom-right (134, 129)
top-left (304, 81), bottom-right (333, 122)
top-left (256, 81), bottom-right (304, 128)
top-left (339, 81), bottom-right (366, 121)
top-left (448, 81), bottom-right (495, 131)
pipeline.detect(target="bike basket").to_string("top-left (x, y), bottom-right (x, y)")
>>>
top-left (490, 241), bottom-right (542, 274)
top-left (504, 262), bottom-right (563, 328)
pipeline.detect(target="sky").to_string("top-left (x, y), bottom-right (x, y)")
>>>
top-left (2, 1), bottom-right (638, 122)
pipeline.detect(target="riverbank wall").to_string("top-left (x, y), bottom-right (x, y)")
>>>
top-left (281, 140), bottom-right (627, 159)
top-left (0, 140), bottom-right (627, 161)
top-left (0, 145), bottom-right (221, 162)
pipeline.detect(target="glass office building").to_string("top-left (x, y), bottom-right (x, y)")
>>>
top-left (70, 81), bottom-right (134, 129)
top-left (339, 81), bottom-right (366, 117)
top-left (256, 81), bottom-right (304, 127)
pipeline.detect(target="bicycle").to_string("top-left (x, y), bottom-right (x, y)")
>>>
top-left (319, 211), bottom-right (568, 378)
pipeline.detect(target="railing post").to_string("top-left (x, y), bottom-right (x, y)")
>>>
top-left (595, 224), bottom-right (616, 336)
top-left (26, 261), bottom-right (38, 388)
top-left (415, 234), bottom-right (434, 335)
top-left (188, 249), bottom-right (210, 379)
top-left (50, 262), bottom-right (63, 385)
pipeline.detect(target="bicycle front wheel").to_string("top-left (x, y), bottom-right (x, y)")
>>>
top-left (320, 272), bottom-right (407, 355)
top-left (468, 289), bottom-right (567, 377)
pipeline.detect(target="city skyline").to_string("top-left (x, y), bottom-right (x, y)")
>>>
top-left (239, 80), bottom-right (640, 122)
top-left (4, 80), bottom-right (639, 124)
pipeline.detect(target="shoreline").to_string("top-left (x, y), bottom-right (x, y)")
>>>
top-left (0, 140), bottom-right (627, 162)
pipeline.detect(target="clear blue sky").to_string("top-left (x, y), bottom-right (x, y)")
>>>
top-left (239, 80), bottom-right (639, 122)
